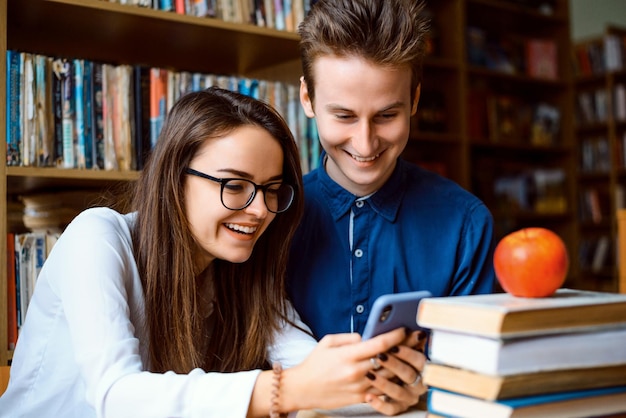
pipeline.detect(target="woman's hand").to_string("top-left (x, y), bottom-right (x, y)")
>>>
top-left (363, 330), bottom-right (428, 416)
top-left (279, 328), bottom-right (408, 412)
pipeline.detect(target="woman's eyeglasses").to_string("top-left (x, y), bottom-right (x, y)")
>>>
top-left (186, 168), bottom-right (294, 213)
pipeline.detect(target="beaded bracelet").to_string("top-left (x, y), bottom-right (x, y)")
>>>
top-left (270, 362), bottom-right (287, 418)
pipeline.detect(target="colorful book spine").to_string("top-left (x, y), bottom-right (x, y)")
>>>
top-left (6, 50), bottom-right (22, 166)
top-left (22, 53), bottom-right (35, 166)
top-left (74, 59), bottom-right (86, 169)
top-left (160, 0), bottom-right (174, 11)
top-left (149, 67), bottom-right (168, 148)
top-left (60, 59), bottom-right (75, 168)
top-left (6, 233), bottom-right (17, 350)
top-left (51, 58), bottom-right (65, 166)
top-left (92, 62), bottom-right (105, 169)
top-left (274, 0), bottom-right (285, 31)
top-left (34, 54), bottom-right (52, 167)
top-left (82, 60), bottom-right (94, 169)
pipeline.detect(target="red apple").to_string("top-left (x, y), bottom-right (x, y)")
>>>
top-left (493, 227), bottom-right (569, 298)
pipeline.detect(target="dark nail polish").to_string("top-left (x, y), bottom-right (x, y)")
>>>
top-left (404, 327), bottom-right (411, 336)
top-left (417, 330), bottom-right (426, 341)
top-left (365, 372), bottom-right (376, 381)
top-left (377, 352), bottom-right (388, 362)
top-left (388, 346), bottom-right (399, 354)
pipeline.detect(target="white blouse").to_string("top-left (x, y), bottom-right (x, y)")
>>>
top-left (0, 207), bottom-right (317, 418)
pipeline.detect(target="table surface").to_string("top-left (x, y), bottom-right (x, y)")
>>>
top-left (296, 404), bottom-right (427, 417)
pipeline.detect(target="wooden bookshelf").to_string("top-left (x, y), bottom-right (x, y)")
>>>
top-left (573, 25), bottom-right (626, 292)
top-left (409, 1), bottom-right (577, 271)
top-left (0, 0), bottom-right (303, 366)
top-left (0, 0), bottom-right (577, 366)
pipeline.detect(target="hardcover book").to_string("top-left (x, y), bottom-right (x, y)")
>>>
top-left (6, 50), bottom-right (22, 166)
top-left (416, 288), bottom-right (626, 339)
top-left (422, 362), bottom-right (626, 401)
top-left (525, 38), bottom-right (558, 80)
top-left (427, 386), bottom-right (626, 418)
top-left (427, 326), bottom-right (626, 376)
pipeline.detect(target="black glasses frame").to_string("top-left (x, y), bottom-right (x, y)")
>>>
top-left (185, 168), bottom-right (294, 213)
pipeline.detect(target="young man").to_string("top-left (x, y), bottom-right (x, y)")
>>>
top-left (287, 0), bottom-right (496, 340)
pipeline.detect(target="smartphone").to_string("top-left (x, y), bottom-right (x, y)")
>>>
top-left (361, 290), bottom-right (432, 340)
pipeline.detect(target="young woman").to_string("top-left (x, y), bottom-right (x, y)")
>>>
top-left (0, 87), bottom-right (413, 417)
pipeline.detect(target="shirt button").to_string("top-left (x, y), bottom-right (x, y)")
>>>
top-left (356, 304), bottom-right (365, 314)
top-left (354, 249), bottom-right (363, 257)
top-left (356, 200), bottom-right (364, 208)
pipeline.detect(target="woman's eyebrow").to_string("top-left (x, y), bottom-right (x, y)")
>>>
top-left (216, 168), bottom-right (284, 182)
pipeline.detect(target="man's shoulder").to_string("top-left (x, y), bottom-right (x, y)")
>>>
top-left (302, 167), bottom-right (322, 185)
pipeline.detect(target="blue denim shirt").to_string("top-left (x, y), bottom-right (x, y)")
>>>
top-left (287, 155), bottom-right (496, 339)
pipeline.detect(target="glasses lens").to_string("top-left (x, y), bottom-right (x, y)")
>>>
top-left (221, 179), bottom-right (256, 210)
top-left (265, 184), bottom-right (295, 213)
top-left (221, 179), bottom-right (294, 213)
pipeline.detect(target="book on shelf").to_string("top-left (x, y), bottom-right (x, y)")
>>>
top-left (427, 386), bottom-right (626, 418)
top-left (51, 57), bottom-right (64, 166)
top-left (7, 233), bottom-right (18, 351)
top-left (525, 38), bottom-right (558, 80)
top-left (149, 67), bottom-right (168, 148)
top-left (487, 94), bottom-right (519, 143)
top-left (133, 65), bottom-right (151, 170)
top-left (416, 288), bottom-right (626, 339)
top-left (273, 0), bottom-right (285, 31)
top-left (91, 61), bottom-right (105, 169)
top-left (6, 49), bottom-right (22, 166)
top-left (74, 58), bottom-right (88, 169)
top-left (604, 33), bottom-right (625, 72)
top-left (422, 362), bottom-right (626, 401)
top-left (530, 102), bottom-right (560, 146)
top-left (35, 54), bottom-right (54, 167)
top-left (427, 325), bottom-right (626, 376)
top-left (59, 58), bottom-right (76, 169)
top-left (21, 52), bottom-right (37, 167)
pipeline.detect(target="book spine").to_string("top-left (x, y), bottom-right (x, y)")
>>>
top-left (283, 0), bottom-right (293, 31)
top-left (149, 68), bottom-right (167, 148)
top-left (51, 58), bottom-right (64, 166)
top-left (263, 0), bottom-right (274, 28)
top-left (74, 59), bottom-right (86, 169)
top-left (160, 0), bottom-right (174, 11)
top-left (60, 59), bottom-right (75, 168)
top-left (273, 0), bottom-right (285, 30)
top-left (6, 50), bottom-right (22, 166)
top-left (92, 62), bottom-right (105, 169)
top-left (6, 233), bottom-right (17, 350)
top-left (82, 60), bottom-right (94, 169)
top-left (22, 53), bottom-right (36, 167)
top-left (134, 65), bottom-right (151, 170)
top-left (34, 55), bottom-right (52, 167)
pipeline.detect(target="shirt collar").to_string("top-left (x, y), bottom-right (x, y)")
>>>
top-left (318, 152), bottom-right (407, 222)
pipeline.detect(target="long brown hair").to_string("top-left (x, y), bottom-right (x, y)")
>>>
top-left (298, 0), bottom-right (430, 104)
top-left (130, 87), bottom-right (304, 373)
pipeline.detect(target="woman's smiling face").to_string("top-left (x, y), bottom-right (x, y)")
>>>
top-left (185, 125), bottom-right (284, 272)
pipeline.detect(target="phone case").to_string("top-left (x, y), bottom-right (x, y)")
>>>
top-left (361, 290), bottom-right (432, 340)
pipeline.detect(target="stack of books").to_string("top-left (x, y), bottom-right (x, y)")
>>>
top-left (20, 191), bottom-right (102, 233)
top-left (416, 288), bottom-right (626, 418)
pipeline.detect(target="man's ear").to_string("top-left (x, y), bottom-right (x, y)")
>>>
top-left (300, 76), bottom-right (316, 118)
top-left (411, 84), bottom-right (421, 116)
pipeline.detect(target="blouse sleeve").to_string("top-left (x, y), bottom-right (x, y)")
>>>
top-left (268, 302), bottom-right (318, 368)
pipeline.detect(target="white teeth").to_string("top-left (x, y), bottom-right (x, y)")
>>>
top-left (225, 223), bottom-right (258, 234)
top-left (352, 153), bottom-right (380, 162)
